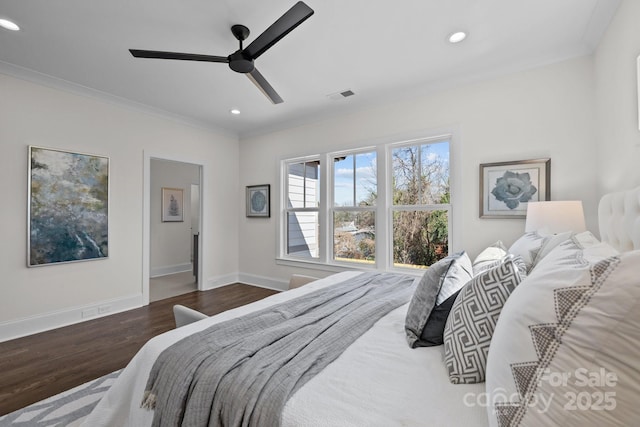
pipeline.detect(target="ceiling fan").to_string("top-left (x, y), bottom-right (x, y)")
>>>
top-left (129, 1), bottom-right (314, 104)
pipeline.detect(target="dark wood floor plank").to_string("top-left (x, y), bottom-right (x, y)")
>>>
top-left (0, 284), bottom-right (278, 416)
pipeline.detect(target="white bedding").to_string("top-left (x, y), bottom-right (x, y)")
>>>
top-left (82, 271), bottom-right (487, 427)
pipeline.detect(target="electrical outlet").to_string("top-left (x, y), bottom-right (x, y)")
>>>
top-left (98, 305), bottom-right (111, 314)
top-left (82, 308), bottom-right (98, 318)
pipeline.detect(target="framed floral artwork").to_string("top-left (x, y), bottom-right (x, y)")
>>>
top-left (162, 187), bottom-right (184, 222)
top-left (246, 184), bottom-right (270, 217)
top-left (479, 158), bottom-right (550, 218)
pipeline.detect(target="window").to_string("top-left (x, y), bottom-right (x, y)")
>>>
top-left (284, 159), bottom-right (320, 259)
top-left (280, 135), bottom-right (452, 271)
top-left (391, 141), bottom-right (450, 269)
top-left (332, 150), bottom-right (377, 265)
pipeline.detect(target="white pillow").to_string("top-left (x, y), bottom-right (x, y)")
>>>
top-left (533, 231), bottom-right (619, 271)
top-left (576, 231), bottom-right (620, 262)
top-left (472, 241), bottom-right (508, 276)
top-left (508, 232), bottom-right (546, 273)
top-left (531, 231), bottom-right (573, 268)
top-left (485, 244), bottom-right (639, 427)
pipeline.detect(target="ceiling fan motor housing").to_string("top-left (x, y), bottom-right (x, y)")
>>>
top-left (228, 50), bottom-right (255, 73)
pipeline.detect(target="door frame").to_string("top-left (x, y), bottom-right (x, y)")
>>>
top-left (142, 151), bottom-right (204, 305)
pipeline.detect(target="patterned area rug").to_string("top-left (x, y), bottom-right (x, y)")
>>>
top-left (0, 370), bottom-right (121, 427)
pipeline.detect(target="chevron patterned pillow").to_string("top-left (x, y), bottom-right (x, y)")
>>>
top-left (443, 258), bottom-right (523, 384)
top-left (485, 240), bottom-right (637, 427)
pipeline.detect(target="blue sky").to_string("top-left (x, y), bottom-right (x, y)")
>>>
top-left (334, 152), bottom-right (377, 207)
top-left (333, 141), bottom-right (450, 206)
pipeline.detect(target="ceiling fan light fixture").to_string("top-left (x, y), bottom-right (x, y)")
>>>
top-left (448, 31), bottom-right (467, 44)
top-left (0, 18), bottom-right (20, 31)
top-left (230, 109), bottom-right (241, 115)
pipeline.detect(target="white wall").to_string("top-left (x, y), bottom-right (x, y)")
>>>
top-left (594, 0), bottom-right (640, 194)
top-left (4, 4), bottom-right (637, 338)
top-left (238, 56), bottom-right (599, 287)
top-left (0, 73), bottom-right (239, 340)
top-left (150, 159), bottom-right (200, 277)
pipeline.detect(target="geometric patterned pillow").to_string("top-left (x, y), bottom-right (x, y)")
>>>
top-left (443, 258), bottom-right (523, 384)
top-left (485, 247), bottom-right (638, 427)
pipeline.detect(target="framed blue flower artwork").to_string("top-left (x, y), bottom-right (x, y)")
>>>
top-left (246, 184), bottom-right (270, 217)
top-left (479, 158), bottom-right (550, 218)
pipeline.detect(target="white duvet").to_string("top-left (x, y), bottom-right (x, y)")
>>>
top-left (83, 271), bottom-right (488, 427)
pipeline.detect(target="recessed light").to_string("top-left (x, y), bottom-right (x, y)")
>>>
top-left (448, 31), bottom-right (467, 44)
top-left (230, 109), bottom-right (241, 115)
top-left (0, 18), bottom-right (20, 31)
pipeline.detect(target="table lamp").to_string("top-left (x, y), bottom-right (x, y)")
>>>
top-left (525, 201), bottom-right (586, 234)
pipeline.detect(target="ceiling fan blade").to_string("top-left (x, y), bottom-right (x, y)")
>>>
top-left (247, 68), bottom-right (283, 104)
top-left (244, 1), bottom-right (314, 60)
top-left (129, 49), bottom-right (229, 63)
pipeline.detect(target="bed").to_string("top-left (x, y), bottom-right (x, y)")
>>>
top-left (82, 186), bottom-right (640, 427)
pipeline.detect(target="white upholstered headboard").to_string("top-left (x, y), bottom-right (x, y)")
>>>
top-left (598, 186), bottom-right (640, 252)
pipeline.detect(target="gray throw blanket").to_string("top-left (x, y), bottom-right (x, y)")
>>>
top-left (141, 272), bottom-right (416, 427)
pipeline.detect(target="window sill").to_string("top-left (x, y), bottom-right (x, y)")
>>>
top-left (275, 257), bottom-right (425, 278)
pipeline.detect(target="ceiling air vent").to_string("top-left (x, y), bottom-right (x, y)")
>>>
top-left (327, 89), bottom-right (355, 101)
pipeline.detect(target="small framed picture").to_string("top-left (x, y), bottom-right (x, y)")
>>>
top-left (246, 184), bottom-right (270, 217)
top-left (479, 158), bottom-right (550, 219)
top-left (162, 187), bottom-right (184, 222)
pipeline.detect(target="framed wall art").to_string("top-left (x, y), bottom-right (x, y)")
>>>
top-left (479, 158), bottom-right (550, 219)
top-left (246, 184), bottom-right (270, 217)
top-left (162, 187), bottom-right (184, 222)
top-left (28, 146), bottom-right (109, 267)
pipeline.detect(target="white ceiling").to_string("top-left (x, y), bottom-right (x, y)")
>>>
top-left (0, 0), bottom-right (621, 138)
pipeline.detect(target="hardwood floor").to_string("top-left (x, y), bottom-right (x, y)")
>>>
top-left (0, 284), bottom-right (278, 416)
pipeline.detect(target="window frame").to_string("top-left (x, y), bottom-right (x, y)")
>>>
top-left (277, 130), bottom-right (459, 274)
top-left (329, 147), bottom-right (378, 267)
top-left (386, 137), bottom-right (452, 270)
top-left (282, 156), bottom-right (323, 261)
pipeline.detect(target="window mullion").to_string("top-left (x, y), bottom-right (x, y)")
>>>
top-left (417, 146), bottom-right (423, 204)
top-left (319, 154), bottom-right (330, 263)
top-left (377, 144), bottom-right (389, 270)
top-left (352, 155), bottom-right (356, 206)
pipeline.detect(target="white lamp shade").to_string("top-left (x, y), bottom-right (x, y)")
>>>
top-left (525, 201), bottom-right (586, 234)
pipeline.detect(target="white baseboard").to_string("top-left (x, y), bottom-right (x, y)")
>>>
top-left (203, 273), bottom-right (240, 290)
top-left (0, 294), bottom-right (143, 343)
top-left (237, 273), bottom-right (288, 292)
top-left (202, 272), bottom-right (287, 292)
top-left (1, 272), bottom-right (289, 342)
top-left (150, 262), bottom-right (192, 278)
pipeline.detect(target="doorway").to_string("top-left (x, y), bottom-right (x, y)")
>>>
top-left (146, 157), bottom-right (203, 303)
